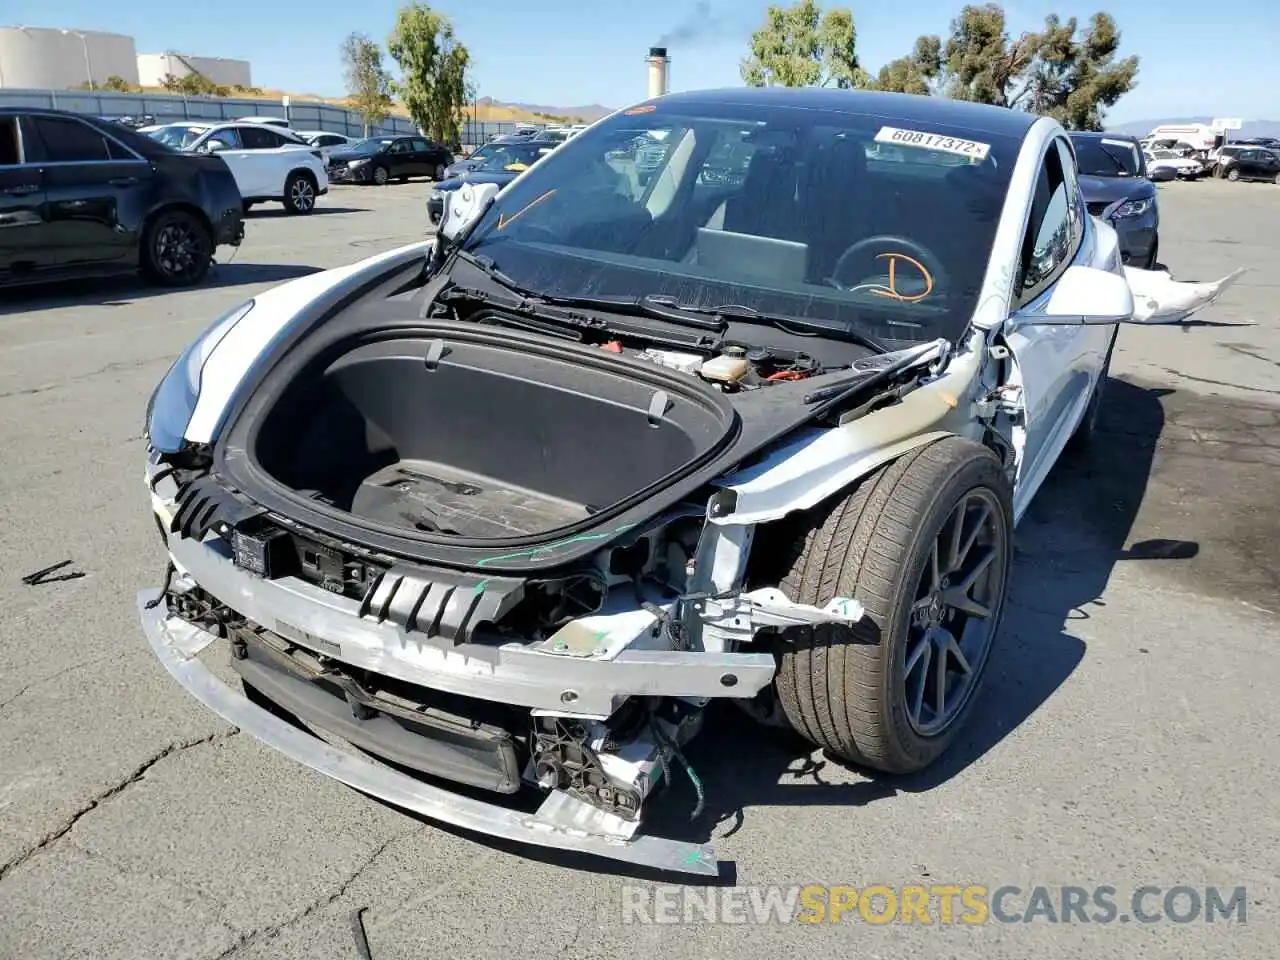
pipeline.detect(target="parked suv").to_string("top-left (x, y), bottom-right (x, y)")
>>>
top-left (139, 121), bottom-right (328, 214)
top-left (1069, 132), bottom-right (1159, 268)
top-left (0, 107), bottom-right (243, 289)
top-left (1216, 147), bottom-right (1280, 183)
top-left (326, 135), bottom-right (454, 185)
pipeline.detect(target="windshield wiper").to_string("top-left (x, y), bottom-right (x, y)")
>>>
top-left (439, 260), bottom-right (722, 351)
top-left (650, 300), bottom-right (889, 354)
top-left (453, 250), bottom-right (726, 332)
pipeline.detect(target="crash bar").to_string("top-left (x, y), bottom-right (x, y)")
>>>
top-left (139, 590), bottom-right (720, 877)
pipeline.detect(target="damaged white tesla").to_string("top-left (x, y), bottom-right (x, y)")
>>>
top-left (139, 88), bottom-right (1241, 875)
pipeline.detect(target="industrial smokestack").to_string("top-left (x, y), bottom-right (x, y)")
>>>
top-left (646, 46), bottom-right (670, 99)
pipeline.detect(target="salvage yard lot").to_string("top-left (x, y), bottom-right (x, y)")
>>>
top-left (1, 179), bottom-right (1278, 959)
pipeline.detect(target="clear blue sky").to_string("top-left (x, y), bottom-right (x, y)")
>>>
top-left (5, 0), bottom-right (1275, 122)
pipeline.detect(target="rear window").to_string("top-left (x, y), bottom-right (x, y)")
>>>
top-left (1071, 137), bottom-right (1141, 177)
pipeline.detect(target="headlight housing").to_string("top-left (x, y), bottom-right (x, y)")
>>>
top-left (1113, 197), bottom-right (1153, 219)
top-left (145, 300), bottom-right (255, 454)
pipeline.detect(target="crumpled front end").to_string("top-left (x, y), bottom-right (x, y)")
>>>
top-left (139, 446), bottom-right (865, 875)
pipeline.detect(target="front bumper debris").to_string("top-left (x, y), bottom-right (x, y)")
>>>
top-left (158, 532), bottom-right (778, 717)
top-left (139, 588), bottom-right (719, 876)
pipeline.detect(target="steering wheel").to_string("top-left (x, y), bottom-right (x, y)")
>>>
top-left (829, 235), bottom-right (949, 303)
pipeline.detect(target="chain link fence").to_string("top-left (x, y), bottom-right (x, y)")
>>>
top-left (0, 88), bottom-right (546, 148)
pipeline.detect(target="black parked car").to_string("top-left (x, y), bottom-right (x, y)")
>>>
top-left (1, 108), bottom-right (244, 289)
top-left (1218, 147), bottom-right (1280, 183)
top-left (326, 135), bottom-right (454, 185)
top-left (1069, 132), bottom-right (1159, 268)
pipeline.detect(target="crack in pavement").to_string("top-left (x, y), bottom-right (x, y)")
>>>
top-left (0, 652), bottom-right (126, 714)
top-left (1162, 366), bottom-right (1280, 396)
top-left (0, 354), bottom-right (175, 400)
top-left (206, 828), bottom-right (416, 960)
top-left (0, 729), bottom-right (239, 883)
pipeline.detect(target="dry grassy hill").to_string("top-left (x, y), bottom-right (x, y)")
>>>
top-left (139, 85), bottom-right (607, 125)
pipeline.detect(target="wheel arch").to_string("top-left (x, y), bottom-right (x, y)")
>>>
top-left (142, 201), bottom-right (214, 241)
top-left (716, 432), bottom-right (957, 529)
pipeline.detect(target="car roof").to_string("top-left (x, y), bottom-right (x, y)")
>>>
top-left (652, 87), bottom-right (1041, 140)
top-left (1072, 131), bottom-right (1140, 144)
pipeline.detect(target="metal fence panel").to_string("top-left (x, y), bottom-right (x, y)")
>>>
top-left (0, 88), bottom-right (547, 148)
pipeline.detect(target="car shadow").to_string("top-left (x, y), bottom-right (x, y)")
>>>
top-left (635, 377), bottom-right (1186, 874)
top-left (0, 263), bottom-right (323, 316)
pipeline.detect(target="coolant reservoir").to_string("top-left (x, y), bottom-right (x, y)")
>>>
top-left (700, 346), bottom-right (749, 383)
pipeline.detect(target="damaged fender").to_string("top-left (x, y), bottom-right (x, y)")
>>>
top-left (1123, 266), bottom-right (1248, 324)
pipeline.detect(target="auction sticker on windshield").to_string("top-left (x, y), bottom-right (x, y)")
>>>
top-left (874, 127), bottom-right (991, 160)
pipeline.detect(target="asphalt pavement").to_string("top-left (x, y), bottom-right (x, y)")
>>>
top-left (0, 178), bottom-right (1277, 959)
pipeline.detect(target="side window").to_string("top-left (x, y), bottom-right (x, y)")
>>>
top-left (238, 126), bottom-right (279, 150)
top-left (319, 135), bottom-right (343, 147)
top-left (389, 140), bottom-right (412, 154)
top-left (1018, 140), bottom-right (1078, 302)
top-left (411, 138), bottom-right (431, 153)
top-left (205, 128), bottom-right (242, 151)
top-left (106, 138), bottom-right (135, 161)
top-left (695, 130), bottom-right (757, 189)
top-left (32, 116), bottom-right (115, 162)
top-left (1054, 137), bottom-right (1085, 244)
top-left (0, 117), bottom-right (22, 164)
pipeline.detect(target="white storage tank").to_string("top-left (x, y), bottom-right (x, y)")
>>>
top-left (0, 26), bottom-right (140, 89)
top-left (137, 52), bottom-right (252, 89)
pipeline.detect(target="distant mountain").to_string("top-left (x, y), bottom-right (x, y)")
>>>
top-left (1107, 117), bottom-right (1280, 139)
top-left (477, 97), bottom-right (614, 123)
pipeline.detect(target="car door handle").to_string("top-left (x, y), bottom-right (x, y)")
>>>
top-left (109, 177), bottom-right (139, 186)
top-left (3, 183), bottom-right (39, 195)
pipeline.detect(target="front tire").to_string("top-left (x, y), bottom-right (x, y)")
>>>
top-left (140, 209), bottom-right (213, 287)
top-left (283, 171), bottom-right (317, 214)
top-left (773, 438), bottom-right (1013, 774)
top-left (372, 164), bottom-right (390, 186)
top-left (1227, 168), bottom-right (1240, 182)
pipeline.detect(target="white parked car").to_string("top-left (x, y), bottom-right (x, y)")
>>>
top-left (140, 121), bottom-right (328, 214)
top-left (139, 89), bottom-right (1242, 876)
top-left (1144, 149), bottom-right (1203, 180)
top-left (295, 130), bottom-right (355, 163)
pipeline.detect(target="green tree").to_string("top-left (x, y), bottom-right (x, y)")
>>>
top-left (387, 3), bottom-right (471, 147)
top-left (879, 5), bottom-right (1138, 129)
top-left (872, 36), bottom-right (941, 94)
top-left (740, 1), bottom-right (869, 88)
top-left (1026, 13), bottom-right (1139, 130)
top-left (101, 75), bottom-right (136, 92)
top-left (341, 32), bottom-right (394, 136)
top-left (935, 3), bottom-right (1041, 106)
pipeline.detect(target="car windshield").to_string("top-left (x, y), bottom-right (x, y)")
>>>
top-left (146, 125), bottom-right (210, 150)
top-left (459, 101), bottom-right (1019, 345)
top-left (471, 142), bottom-right (553, 172)
top-left (349, 137), bottom-right (394, 154)
top-left (1073, 138), bottom-right (1142, 177)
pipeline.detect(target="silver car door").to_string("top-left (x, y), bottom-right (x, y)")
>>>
top-left (1000, 137), bottom-right (1116, 519)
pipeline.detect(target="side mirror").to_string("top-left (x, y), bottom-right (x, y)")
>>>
top-left (1013, 265), bottom-right (1135, 326)
top-left (438, 181), bottom-right (501, 243)
top-left (203, 140), bottom-right (226, 153)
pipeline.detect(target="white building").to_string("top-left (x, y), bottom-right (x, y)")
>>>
top-left (136, 52), bottom-right (252, 90)
top-left (0, 25), bottom-right (139, 89)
